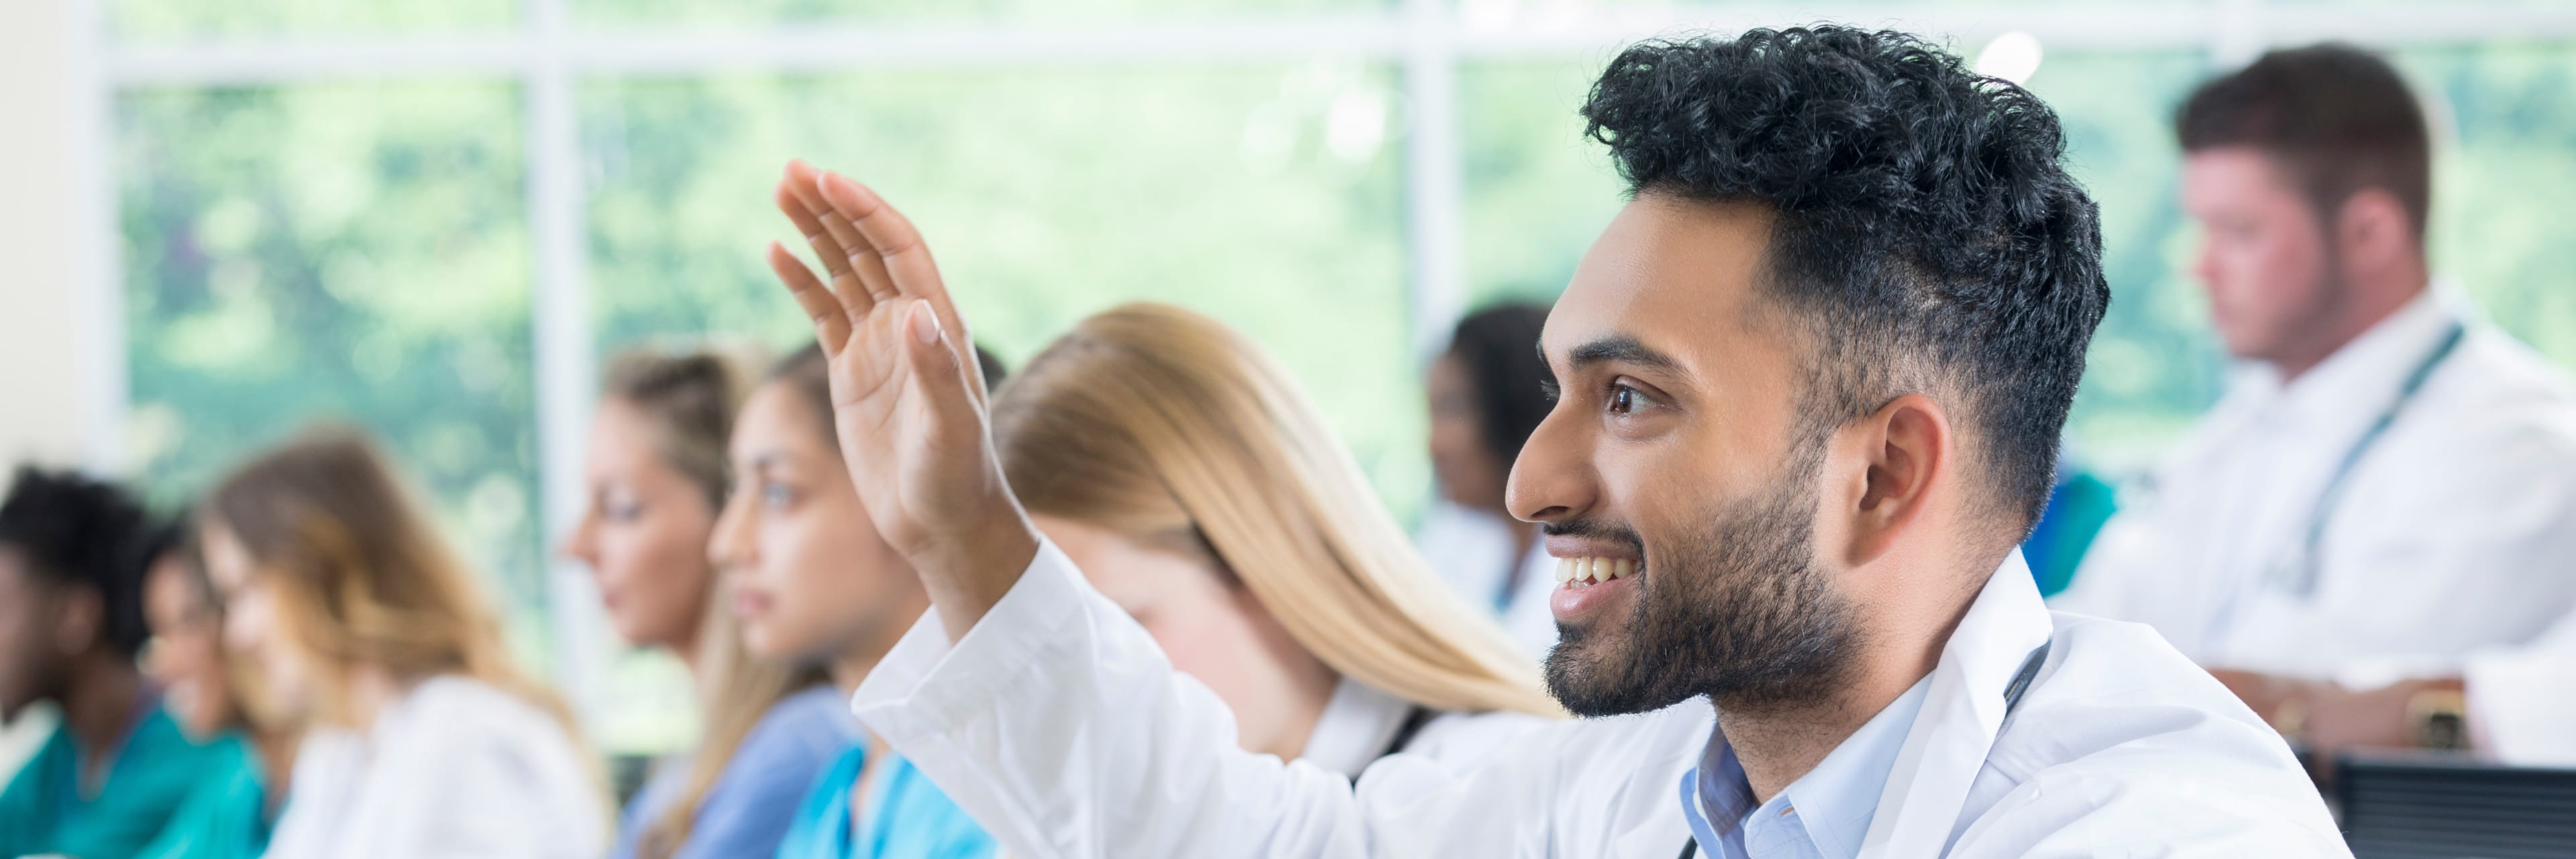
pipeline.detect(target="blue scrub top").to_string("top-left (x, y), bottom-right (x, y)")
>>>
top-left (775, 745), bottom-right (995, 859)
top-left (612, 685), bottom-right (860, 859)
top-left (0, 701), bottom-right (239, 859)
top-left (136, 734), bottom-right (273, 859)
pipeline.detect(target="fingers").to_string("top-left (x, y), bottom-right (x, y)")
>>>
top-left (785, 162), bottom-right (900, 305)
top-left (774, 183), bottom-right (872, 327)
top-left (898, 299), bottom-right (981, 432)
top-left (765, 242), bottom-right (850, 355)
top-left (814, 171), bottom-right (988, 403)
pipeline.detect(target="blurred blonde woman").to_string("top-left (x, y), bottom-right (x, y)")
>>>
top-left (564, 348), bottom-right (851, 859)
top-left (198, 429), bottom-right (605, 859)
top-left (989, 303), bottom-right (1560, 776)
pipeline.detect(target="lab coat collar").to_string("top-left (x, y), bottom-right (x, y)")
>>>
top-left (2263, 289), bottom-right (2459, 430)
top-left (1301, 678), bottom-right (1417, 778)
top-left (1856, 550), bottom-right (2054, 858)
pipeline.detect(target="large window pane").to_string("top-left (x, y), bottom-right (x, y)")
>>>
top-left (109, 0), bottom-right (519, 43)
top-left (2402, 40), bottom-right (2576, 370)
top-left (576, 0), bottom-right (1387, 29)
top-left (117, 83), bottom-right (545, 666)
top-left (585, 65), bottom-right (1418, 508)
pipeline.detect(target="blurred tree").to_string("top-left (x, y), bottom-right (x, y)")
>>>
top-left (583, 64), bottom-right (1425, 517)
top-left (117, 83), bottom-right (550, 667)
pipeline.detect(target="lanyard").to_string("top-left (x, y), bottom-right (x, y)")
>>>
top-left (1676, 643), bottom-right (2053, 859)
top-left (2267, 321), bottom-right (2467, 599)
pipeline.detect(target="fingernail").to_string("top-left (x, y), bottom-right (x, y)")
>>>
top-left (909, 302), bottom-right (942, 345)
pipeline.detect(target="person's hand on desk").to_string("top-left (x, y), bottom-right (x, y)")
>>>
top-left (763, 160), bottom-right (1039, 642)
top-left (2212, 668), bottom-right (2471, 767)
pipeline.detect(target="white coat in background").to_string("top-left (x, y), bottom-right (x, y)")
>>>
top-left (2456, 609), bottom-right (2576, 767)
top-left (2054, 289), bottom-right (2576, 687)
top-left (853, 540), bottom-right (2347, 858)
top-left (1411, 503), bottom-right (1560, 660)
top-left (264, 674), bottom-right (606, 859)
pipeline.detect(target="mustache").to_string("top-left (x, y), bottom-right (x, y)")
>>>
top-left (1540, 517), bottom-right (1648, 558)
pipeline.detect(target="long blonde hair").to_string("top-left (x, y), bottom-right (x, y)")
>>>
top-left (203, 427), bottom-right (582, 736)
top-left (600, 346), bottom-right (828, 859)
top-left (992, 303), bottom-right (1561, 717)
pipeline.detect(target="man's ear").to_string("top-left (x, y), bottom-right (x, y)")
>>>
top-left (1835, 393), bottom-right (1950, 566)
top-left (53, 587), bottom-right (103, 657)
top-left (2334, 188), bottom-right (2415, 274)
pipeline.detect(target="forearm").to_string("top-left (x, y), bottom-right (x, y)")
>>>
top-left (856, 540), bottom-right (1373, 858)
top-left (910, 499), bottom-right (1041, 645)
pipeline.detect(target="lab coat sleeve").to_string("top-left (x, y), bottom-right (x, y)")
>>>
top-left (853, 539), bottom-right (1545, 858)
top-left (2465, 609), bottom-right (2576, 767)
top-left (1945, 765), bottom-right (2351, 858)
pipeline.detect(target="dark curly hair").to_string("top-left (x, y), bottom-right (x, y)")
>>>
top-left (1446, 302), bottom-right (1555, 467)
top-left (0, 466), bottom-right (156, 656)
top-left (1581, 25), bottom-right (2108, 534)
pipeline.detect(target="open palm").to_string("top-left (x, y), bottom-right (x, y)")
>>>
top-left (764, 162), bottom-right (1035, 619)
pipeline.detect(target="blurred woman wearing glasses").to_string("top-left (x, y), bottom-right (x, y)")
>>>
top-left (137, 517), bottom-right (295, 859)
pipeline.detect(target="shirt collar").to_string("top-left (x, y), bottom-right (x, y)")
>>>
top-left (2257, 289), bottom-right (2459, 427)
top-left (1682, 677), bottom-right (1935, 858)
top-left (1299, 678), bottom-right (1415, 778)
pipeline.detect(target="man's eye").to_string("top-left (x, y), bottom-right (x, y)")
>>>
top-left (1608, 383), bottom-right (1656, 415)
top-left (1539, 381), bottom-right (1562, 405)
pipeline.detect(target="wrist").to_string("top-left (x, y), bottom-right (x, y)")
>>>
top-left (912, 495), bottom-right (1040, 613)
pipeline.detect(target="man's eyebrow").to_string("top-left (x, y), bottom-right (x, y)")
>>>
top-left (1562, 334), bottom-right (1684, 375)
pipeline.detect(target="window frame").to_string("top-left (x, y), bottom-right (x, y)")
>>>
top-left (71, 0), bottom-right (2576, 730)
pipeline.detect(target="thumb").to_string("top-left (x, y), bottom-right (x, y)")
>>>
top-left (901, 299), bottom-right (979, 425)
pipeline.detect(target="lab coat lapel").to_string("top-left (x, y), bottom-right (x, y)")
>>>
top-left (1857, 552), bottom-right (2054, 858)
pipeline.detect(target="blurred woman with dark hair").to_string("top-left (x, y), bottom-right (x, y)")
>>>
top-left (1414, 301), bottom-right (1560, 657)
top-left (718, 343), bottom-right (1008, 859)
top-left (136, 514), bottom-right (296, 859)
top-left (567, 346), bottom-right (853, 859)
top-left (0, 469), bottom-right (236, 859)
top-left (199, 429), bottom-right (606, 859)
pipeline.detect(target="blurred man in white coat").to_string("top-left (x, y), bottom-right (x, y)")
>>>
top-left (764, 26), bottom-right (2347, 858)
top-left (2052, 45), bottom-right (2576, 715)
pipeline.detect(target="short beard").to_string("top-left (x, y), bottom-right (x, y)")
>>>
top-left (1542, 443), bottom-right (1860, 717)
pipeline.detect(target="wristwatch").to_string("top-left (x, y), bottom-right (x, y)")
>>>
top-left (2407, 687), bottom-right (2469, 750)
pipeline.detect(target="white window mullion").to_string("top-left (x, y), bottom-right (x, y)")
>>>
top-left (73, 0), bottom-right (126, 476)
top-left (1402, 0), bottom-right (1466, 364)
top-left (525, 0), bottom-right (608, 729)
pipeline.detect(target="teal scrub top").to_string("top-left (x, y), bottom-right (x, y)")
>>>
top-left (775, 746), bottom-right (994, 859)
top-left (0, 703), bottom-right (235, 859)
top-left (136, 734), bottom-right (272, 859)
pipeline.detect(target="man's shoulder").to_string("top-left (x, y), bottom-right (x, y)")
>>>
top-left (1963, 615), bottom-right (2346, 853)
top-left (1990, 615), bottom-right (2301, 783)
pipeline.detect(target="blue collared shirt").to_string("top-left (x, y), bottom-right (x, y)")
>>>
top-left (1679, 677), bottom-right (1933, 859)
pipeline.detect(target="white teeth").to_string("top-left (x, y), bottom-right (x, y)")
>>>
top-left (1556, 556), bottom-right (1639, 587)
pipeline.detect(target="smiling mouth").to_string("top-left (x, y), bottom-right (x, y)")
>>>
top-left (1554, 556), bottom-right (1638, 588)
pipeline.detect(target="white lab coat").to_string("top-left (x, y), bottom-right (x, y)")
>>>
top-left (2461, 609), bottom-right (2576, 766)
top-left (1413, 503), bottom-right (1560, 660)
top-left (2054, 289), bottom-right (2576, 685)
top-left (853, 540), bottom-right (2346, 857)
top-left (265, 674), bottom-right (607, 859)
